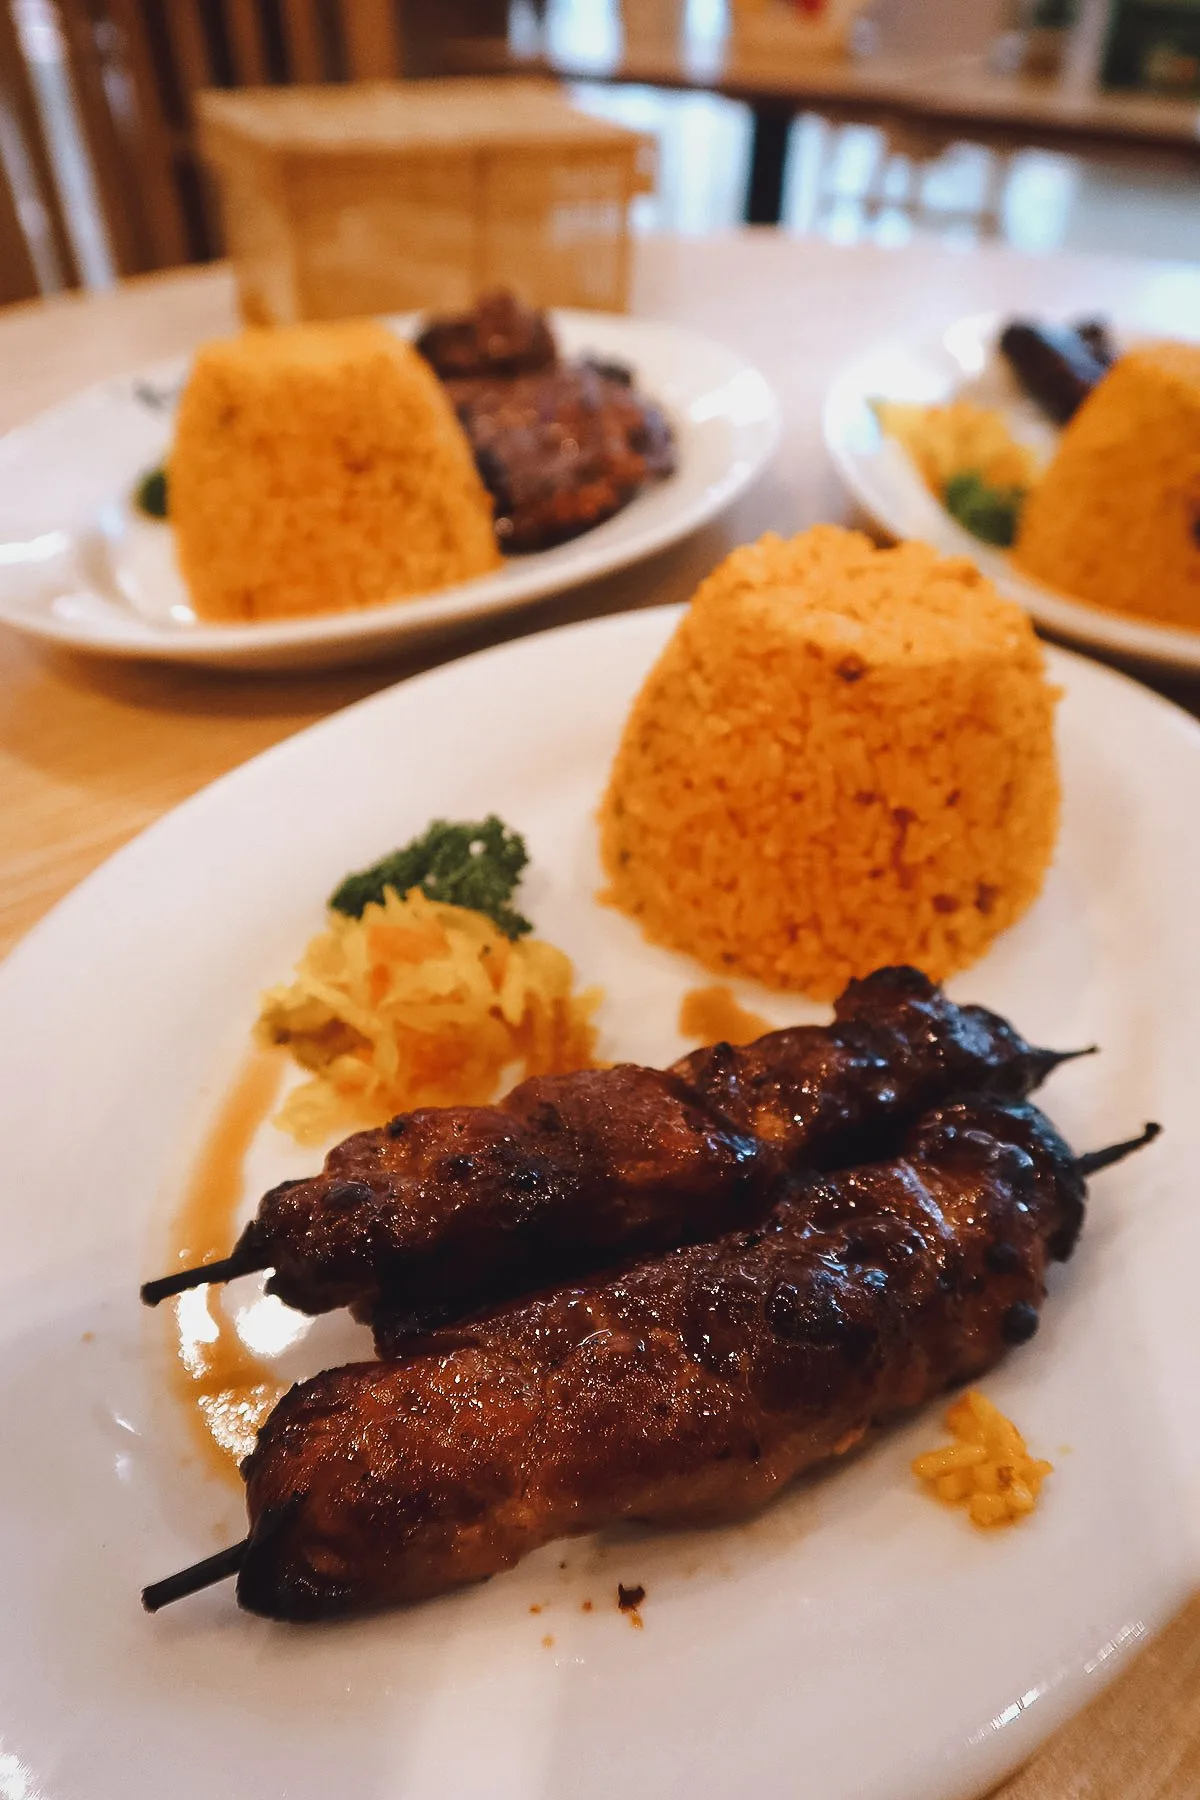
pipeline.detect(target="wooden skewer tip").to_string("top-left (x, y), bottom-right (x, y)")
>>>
top-left (142, 1539), bottom-right (248, 1612)
top-left (1077, 1121), bottom-right (1161, 1178)
top-left (140, 1251), bottom-right (264, 1308)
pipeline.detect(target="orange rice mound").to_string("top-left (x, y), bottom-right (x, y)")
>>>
top-left (598, 526), bottom-right (1060, 1000)
top-left (170, 319), bottom-right (500, 622)
top-left (1013, 341), bottom-right (1200, 633)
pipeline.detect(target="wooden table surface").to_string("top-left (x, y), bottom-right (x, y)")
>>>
top-left (2, 232), bottom-right (1200, 1797)
top-left (547, 39), bottom-right (1200, 157)
top-left (539, 34), bottom-right (1200, 224)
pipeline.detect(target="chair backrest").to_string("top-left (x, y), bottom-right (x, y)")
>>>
top-left (54, 0), bottom-right (411, 273)
top-left (0, 0), bottom-right (80, 302)
top-left (0, 159), bottom-right (40, 305)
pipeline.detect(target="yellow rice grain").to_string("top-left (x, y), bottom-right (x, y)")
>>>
top-left (170, 319), bottom-right (500, 621)
top-left (914, 1389), bottom-right (1052, 1529)
top-left (935, 1471), bottom-right (974, 1504)
top-left (1013, 341), bottom-right (1200, 632)
top-left (598, 525), bottom-right (1060, 1000)
top-left (911, 1442), bottom-right (988, 1479)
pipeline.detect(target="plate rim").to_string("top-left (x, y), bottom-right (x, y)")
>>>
top-left (822, 310), bottom-right (1200, 673)
top-left (0, 308), bottom-right (781, 666)
top-left (2, 603), bottom-right (1200, 1800)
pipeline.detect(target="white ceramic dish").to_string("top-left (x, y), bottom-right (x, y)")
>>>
top-left (1, 607), bottom-right (1198, 1800)
top-left (0, 311), bottom-right (779, 671)
top-left (823, 311), bottom-right (1200, 673)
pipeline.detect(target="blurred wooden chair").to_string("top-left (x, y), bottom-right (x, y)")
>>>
top-left (0, 0), bottom-right (80, 301)
top-left (823, 0), bottom-right (1018, 239)
top-left (405, 1), bottom-right (513, 75)
top-left (52, 0), bottom-right (412, 272)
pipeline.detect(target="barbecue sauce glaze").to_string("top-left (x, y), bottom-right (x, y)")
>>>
top-left (166, 1052), bottom-right (287, 1480)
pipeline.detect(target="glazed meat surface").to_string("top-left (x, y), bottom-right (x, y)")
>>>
top-left (253, 1063), bottom-right (770, 1322)
top-left (237, 1096), bottom-right (1086, 1619)
top-left (412, 288), bottom-right (675, 553)
top-left (414, 289), bottom-right (558, 380)
top-left (447, 362), bottom-right (675, 553)
top-left (237, 967), bottom-right (1073, 1326)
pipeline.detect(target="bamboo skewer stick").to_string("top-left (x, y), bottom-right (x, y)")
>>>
top-left (142, 1541), bottom-right (249, 1612)
top-left (140, 1250), bottom-right (267, 1308)
top-left (1076, 1121), bottom-right (1160, 1178)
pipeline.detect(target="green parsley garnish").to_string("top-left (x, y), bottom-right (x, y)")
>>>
top-left (330, 815), bottom-right (532, 938)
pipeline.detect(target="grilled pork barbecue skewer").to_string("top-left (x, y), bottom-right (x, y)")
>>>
top-left (142, 1102), bottom-right (1157, 1621)
top-left (141, 968), bottom-right (1085, 1330)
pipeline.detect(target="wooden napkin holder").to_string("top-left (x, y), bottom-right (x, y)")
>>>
top-left (198, 78), bottom-right (656, 324)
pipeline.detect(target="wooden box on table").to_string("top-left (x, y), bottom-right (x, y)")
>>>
top-left (198, 78), bottom-right (656, 324)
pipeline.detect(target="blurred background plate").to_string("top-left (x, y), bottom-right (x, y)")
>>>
top-left (0, 309), bottom-right (779, 671)
top-left (823, 311), bottom-right (1200, 674)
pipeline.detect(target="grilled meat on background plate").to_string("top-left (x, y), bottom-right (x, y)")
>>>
top-left (414, 288), bottom-right (676, 553)
top-left (448, 362), bottom-right (675, 553)
top-left (414, 288), bottom-right (558, 381)
top-left (997, 319), bottom-right (1115, 424)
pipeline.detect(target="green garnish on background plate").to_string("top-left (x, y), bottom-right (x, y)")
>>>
top-left (943, 470), bottom-right (1026, 549)
top-left (135, 466), bottom-right (169, 519)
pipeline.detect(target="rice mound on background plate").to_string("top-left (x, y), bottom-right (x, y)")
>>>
top-left (598, 525), bottom-right (1061, 1001)
top-left (1012, 340), bottom-right (1200, 633)
top-left (170, 319), bottom-right (500, 622)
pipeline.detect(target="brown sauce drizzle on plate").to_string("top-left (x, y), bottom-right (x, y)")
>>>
top-left (164, 1052), bottom-right (289, 1482)
top-left (678, 984), bottom-right (770, 1048)
top-left (617, 1582), bottom-right (646, 1628)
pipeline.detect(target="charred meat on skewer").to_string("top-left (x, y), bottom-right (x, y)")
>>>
top-left (162, 1100), bottom-right (1154, 1621)
top-left (997, 320), bottom-right (1113, 424)
top-left (142, 968), bottom-right (1086, 1329)
top-left (1072, 318), bottom-right (1117, 369)
top-left (247, 1061), bottom-right (771, 1321)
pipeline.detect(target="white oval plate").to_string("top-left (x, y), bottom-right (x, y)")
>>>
top-left (1, 608), bottom-right (1198, 1800)
top-left (0, 312), bottom-right (779, 671)
top-left (823, 312), bottom-right (1200, 673)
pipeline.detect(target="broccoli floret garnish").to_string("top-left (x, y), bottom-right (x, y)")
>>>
top-left (943, 470), bottom-right (1025, 549)
top-left (330, 815), bottom-right (533, 937)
